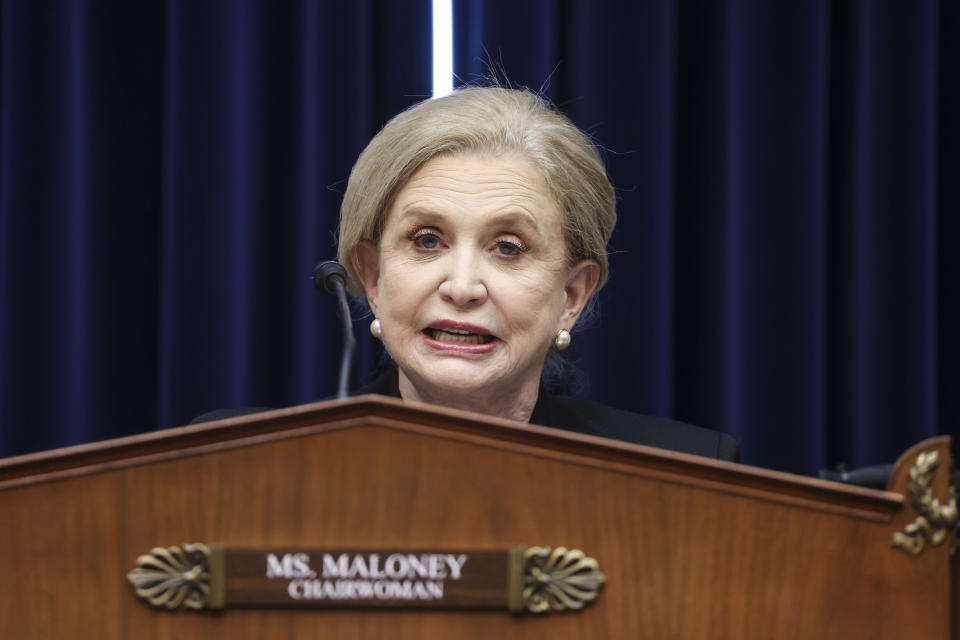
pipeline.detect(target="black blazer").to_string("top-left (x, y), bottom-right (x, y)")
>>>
top-left (357, 367), bottom-right (740, 463)
top-left (193, 367), bottom-right (740, 463)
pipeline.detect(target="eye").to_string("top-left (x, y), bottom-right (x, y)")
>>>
top-left (416, 234), bottom-right (440, 249)
top-left (496, 241), bottom-right (520, 255)
top-left (494, 237), bottom-right (528, 256)
top-left (409, 228), bottom-right (442, 250)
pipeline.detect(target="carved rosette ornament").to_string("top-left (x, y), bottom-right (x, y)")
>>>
top-left (890, 451), bottom-right (959, 556)
top-left (520, 546), bottom-right (606, 613)
top-left (127, 544), bottom-right (213, 610)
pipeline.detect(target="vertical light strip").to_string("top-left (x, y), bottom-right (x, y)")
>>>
top-left (432, 0), bottom-right (453, 97)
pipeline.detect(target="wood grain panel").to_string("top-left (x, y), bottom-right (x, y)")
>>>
top-left (0, 399), bottom-right (950, 638)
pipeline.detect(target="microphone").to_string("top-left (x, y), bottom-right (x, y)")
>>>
top-left (820, 463), bottom-right (960, 494)
top-left (818, 464), bottom-right (894, 489)
top-left (312, 261), bottom-right (348, 295)
top-left (312, 261), bottom-right (356, 399)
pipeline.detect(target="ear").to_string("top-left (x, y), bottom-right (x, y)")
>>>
top-left (350, 241), bottom-right (381, 315)
top-left (559, 260), bottom-right (601, 328)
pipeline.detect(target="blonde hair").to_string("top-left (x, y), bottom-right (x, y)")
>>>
top-left (337, 87), bottom-right (616, 295)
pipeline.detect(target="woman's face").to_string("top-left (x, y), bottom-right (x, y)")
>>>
top-left (354, 152), bottom-right (598, 406)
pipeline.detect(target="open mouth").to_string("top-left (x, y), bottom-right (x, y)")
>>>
top-left (423, 328), bottom-right (496, 345)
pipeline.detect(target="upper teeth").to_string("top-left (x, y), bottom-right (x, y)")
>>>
top-left (431, 329), bottom-right (491, 344)
top-left (444, 328), bottom-right (471, 334)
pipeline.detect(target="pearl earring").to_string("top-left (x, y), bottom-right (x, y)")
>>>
top-left (554, 329), bottom-right (571, 350)
top-left (370, 318), bottom-right (383, 340)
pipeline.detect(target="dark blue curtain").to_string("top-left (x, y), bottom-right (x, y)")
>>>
top-left (0, 0), bottom-right (428, 455)
top-left (456, 0), bottom-right (959, 474)
top-left (1, 1), bottom-right (956, 479)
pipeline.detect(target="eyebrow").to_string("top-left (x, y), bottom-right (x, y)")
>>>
top-left (397, 206), bottom-right (541, 232)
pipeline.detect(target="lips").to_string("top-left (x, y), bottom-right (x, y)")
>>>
top-left (422, 320), bottom-right (499, 353)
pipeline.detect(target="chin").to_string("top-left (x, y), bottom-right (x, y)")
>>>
top-left (411, 357), bottom-right (510, 397)
top-left (429, 363), bottom-right (498, 393)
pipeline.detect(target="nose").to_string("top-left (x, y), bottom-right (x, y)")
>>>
top-left (438, 250), bottom-right (487, 306)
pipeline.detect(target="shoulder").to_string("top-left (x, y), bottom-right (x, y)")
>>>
top-left (190, 406), bottom-right (269, 424)
top-left (191, 368), bottom-right (399, 424)
top-left (353, 366), bottom-right (402, 398)
top-left (531, 393), bottom-right (740, 462)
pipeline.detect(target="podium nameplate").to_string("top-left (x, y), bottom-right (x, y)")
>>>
top-left (128, 544), bottom-right (605, 615)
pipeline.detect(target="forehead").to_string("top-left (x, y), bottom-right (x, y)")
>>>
top-left (389, 152), bottom-right (561, 228)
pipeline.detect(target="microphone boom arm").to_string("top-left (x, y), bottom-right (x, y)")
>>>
top-left (332, 278), bottom-right (356, 399)
top-left (313, 261), bottom-right (357, 399)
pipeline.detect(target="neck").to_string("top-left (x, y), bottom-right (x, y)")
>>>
top-left (396, 369), bottom-right (540, 424)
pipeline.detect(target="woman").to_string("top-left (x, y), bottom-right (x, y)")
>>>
top-left (339, 87), bottom-right (739, 462)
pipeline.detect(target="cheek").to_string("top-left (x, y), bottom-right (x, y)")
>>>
top-left (377, 262), bottom-right (432, 323)
top-left (493, 270), bottom-right (567, 328)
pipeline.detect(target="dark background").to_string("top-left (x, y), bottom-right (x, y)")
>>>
top-left (0, 0), bottom-right (956, 477)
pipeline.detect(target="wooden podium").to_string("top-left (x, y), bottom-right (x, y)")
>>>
top-left (0, 394), bottom-right (956, 638)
